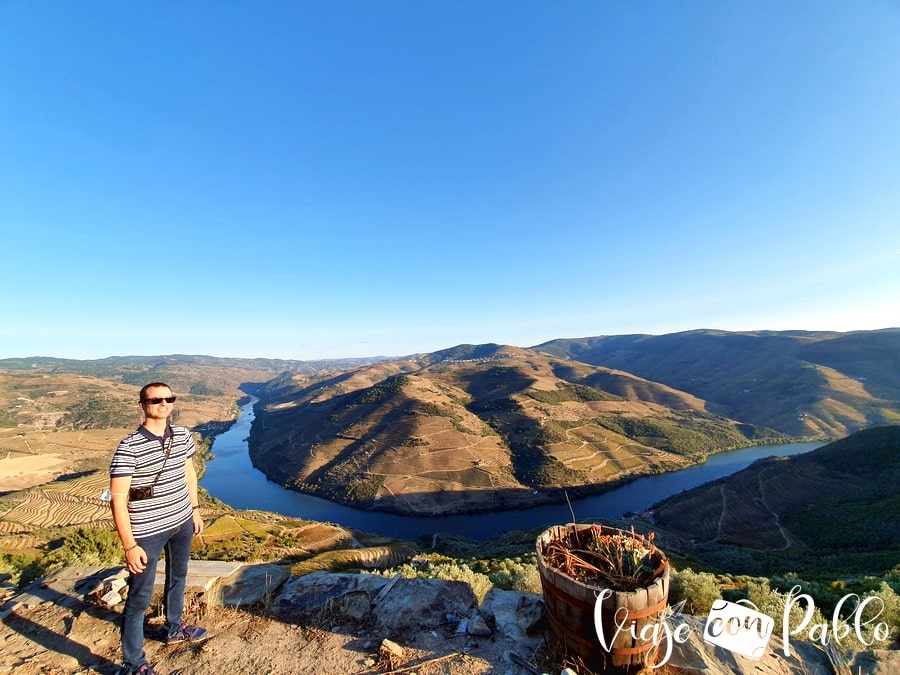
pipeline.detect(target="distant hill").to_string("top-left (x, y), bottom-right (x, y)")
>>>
top-left (534, 329), bottom-right (900, 437)
top-left (650, 425), bottom-right (900, 575)
top-left (249, 345), bottom-right (781, 516)
top-left (5, 330), bottom-right (897, 521)
top-left (0, 354), bottom-right (387, 404)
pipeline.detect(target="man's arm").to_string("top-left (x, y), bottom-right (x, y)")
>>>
top-left (185, 458), bottom-right (204, 535)
top-left (110, 475), bottom-right (147, 573)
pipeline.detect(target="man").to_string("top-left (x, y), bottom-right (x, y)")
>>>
top-left (109, 382), bottom-right (208, 675)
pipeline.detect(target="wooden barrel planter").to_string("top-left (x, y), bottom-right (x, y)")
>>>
top-left (536, 524), bottom-right (670, 673)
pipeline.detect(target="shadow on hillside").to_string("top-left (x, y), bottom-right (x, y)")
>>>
top-left (52, 469), bottom-right (98, 482)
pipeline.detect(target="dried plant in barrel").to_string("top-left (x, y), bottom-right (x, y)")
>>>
top-left (536, 524), bottom-right (670, 673)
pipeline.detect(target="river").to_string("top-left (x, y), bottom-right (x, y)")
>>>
top-left (200, 397), bottom-right (822, 540)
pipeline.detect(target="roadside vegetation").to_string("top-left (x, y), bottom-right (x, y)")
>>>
top-left (668, 566), bottom-right (899, 651)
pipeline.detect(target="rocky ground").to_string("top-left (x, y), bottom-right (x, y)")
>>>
top-left (2, 563), bottom-right (897, 675)
top-left (0, 564), bottom-right (546, 675)
top-left (0, 600), bottom-right (517, 674)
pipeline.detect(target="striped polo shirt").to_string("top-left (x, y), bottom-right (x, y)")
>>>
top-left (110, 424), bottom-right (195, 539)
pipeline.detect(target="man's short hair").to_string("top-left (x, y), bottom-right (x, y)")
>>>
top-left (140, 382), bottom-right (172, 402)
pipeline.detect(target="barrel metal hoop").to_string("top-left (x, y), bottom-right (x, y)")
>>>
top-left (544, 610), bottom-right (599, 651)
top-left (540, 576), bottom-right (598, 612)
top-left (611, 641), bottom-right (658, 656)
top-left (614, 596), bottom-right (668, 621)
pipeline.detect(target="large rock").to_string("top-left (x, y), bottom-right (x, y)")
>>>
top-left (266, 571), bottom-right (887, 675)
top-left (848, 649), bottom-right (900, 675)
top-left (272, 572), bottom-right (478, 638)
top-left (480, 589), bottom-right (544, 646)
top-left (665, 614), bottom-right (833, 675)
top-left (219, 563), bottom-right (289, 607)
top-left (373, 577), bottom-right (477, 635)
top-left (273, 571), bottom-right (389, 618)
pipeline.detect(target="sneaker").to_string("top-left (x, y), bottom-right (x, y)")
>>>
top-left (117, 666), bottom-right (157, 675)
top-left (166, 623), bottom-right (209, 645)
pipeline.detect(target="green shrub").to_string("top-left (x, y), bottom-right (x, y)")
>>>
top-left (751, 577), bottom-right (897, 652)
top-left (669, 567), bottom-right (722, 614)
top-left (377, 560), bottom-right (494, 603)
top-left (42, 527), bottom-right (123, 571)
top-left (428, 562), bottom-right (493, 603)
top-left (0, 552), bottom-right (45, 588)
top-left (487, 559), bottom-right (541, 594)
top-left (745, 577), bottom-right (782, 618)
top-left (856, 582), bottom-right (900, 641)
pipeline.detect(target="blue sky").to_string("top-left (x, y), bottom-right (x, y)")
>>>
top-left (2, 2), bottom-right (899, 360)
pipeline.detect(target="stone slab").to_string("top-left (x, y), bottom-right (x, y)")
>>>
top-left (11, 566), bottom-right (117, 609)
top-left (219, 563), bottom-right (289, 607)
top-left (154, 560), bottom-right (245, 603)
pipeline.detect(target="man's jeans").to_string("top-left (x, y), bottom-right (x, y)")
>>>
top-left (121, 517), bottom-right (194, 669)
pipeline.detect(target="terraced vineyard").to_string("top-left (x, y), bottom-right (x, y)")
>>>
top-left (0, 471), bottom-right (113, 552)
top-left (544, 421), bottom-right (659, 478)
top-left (536, 329), bottom-right (900, 437)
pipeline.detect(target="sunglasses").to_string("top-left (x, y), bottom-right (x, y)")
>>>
top-left (143, 396), bottom-right (177, 404)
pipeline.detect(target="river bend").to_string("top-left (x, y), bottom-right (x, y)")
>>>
top-left (200, 397), bottom-right (822, 540)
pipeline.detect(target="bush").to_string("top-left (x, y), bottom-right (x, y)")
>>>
top-left (669, 567), bottom-right (722, 614)
top-left (488, 559), bottom-right (541, 594)
top-left (377, 560), bottom-right (494, 603)
top-left (745, 577), bottom-right (782, 618)
top-left (427, 562), bottom-right (493, 603)
top-left (0, 552), bottom-right (44, 588)
top-left (859, 582), bottom-right (900, 641)
top-left (746, 577), bottom-right (897, 652)
top-left (42, 527), bottom-right (123, 571)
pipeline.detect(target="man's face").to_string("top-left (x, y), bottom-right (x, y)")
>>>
top-left (141, 385), bottom-right (175, 420)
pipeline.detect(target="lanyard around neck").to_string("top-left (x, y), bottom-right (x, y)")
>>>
top-left (149, 433), bottom-right (174, 489)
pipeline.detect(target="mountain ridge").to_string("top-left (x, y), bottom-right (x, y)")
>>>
top-left (533, 328), bottom-right (900, 436)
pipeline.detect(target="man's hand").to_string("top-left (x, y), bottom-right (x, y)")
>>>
top-left (126, 546), bottom-right (147, 574)
top-left (192, 510), bottom-right (204, 536)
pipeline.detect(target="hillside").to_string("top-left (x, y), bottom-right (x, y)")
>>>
top-left (650, 425), bottom-right (900, 576)
top-left (0, 354), bottom-right (383, 499)
top-left (0, 353), bottom-right (386, 401)
top-left (249, 344), bottom-right (779, 515)
top-left (534, 328), bottom-right (900, 437)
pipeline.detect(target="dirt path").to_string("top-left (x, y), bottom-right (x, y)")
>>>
top-left (757, 468), bottom-right (795, 551)
top-left (713, 485), bottom-right (728, 542)
top-left (711, 472), bottom-right (796, 550)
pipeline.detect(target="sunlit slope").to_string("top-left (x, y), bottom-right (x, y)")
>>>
top-left (0, 354), bottom-right (386, 403)
top-left (249, 345), bottom-right (773, 515)
top-left (534, 329), bottom-right (900, 437)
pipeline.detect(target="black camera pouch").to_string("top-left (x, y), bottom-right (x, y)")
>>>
top-left (127, 434), bottom-right (172, 502)
top-left (128, 485), bottom-right (154, 501)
